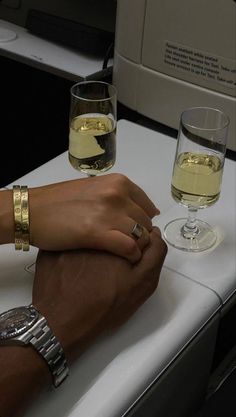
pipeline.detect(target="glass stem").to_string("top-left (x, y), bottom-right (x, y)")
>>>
top-left (181, 208), bottom-right (199, 239)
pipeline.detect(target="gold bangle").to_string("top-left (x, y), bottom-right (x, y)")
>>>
top-left (20, 186), bottom-right (30, 251)
top-left (13, 185), bottom-right (22, 250)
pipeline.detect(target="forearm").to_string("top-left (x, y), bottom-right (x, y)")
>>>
top-left (0, 190), bottom-right (14, 245)
top-left (0, 345), bottom-right (51, 417)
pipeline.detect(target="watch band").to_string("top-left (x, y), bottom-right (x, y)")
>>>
top-left (20, 311), bottom-right (69, 388)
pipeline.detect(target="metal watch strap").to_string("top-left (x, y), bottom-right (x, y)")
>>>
top-left (22, 313), bottom-right (69, 387)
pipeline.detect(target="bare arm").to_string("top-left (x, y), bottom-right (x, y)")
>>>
top-left (0, 189), bottom-right (14, 244)
top-left (0, 345), bottom-right (50, 417)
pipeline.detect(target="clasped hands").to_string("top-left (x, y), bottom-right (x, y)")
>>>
top-left (29, 173), bottom-right (160, 262)
top-left (30, 173), bottom-right (167, 363)
top-left (0, 174), bottom-right (167, 417)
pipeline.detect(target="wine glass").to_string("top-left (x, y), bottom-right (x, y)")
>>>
top-left (68, 80), bottom-right (117, 177)
top-left (164, 107), bottom-right (229, 252)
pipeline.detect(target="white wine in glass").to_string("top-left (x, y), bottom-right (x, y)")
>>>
top-left (68, 81), bottom-right (117, 177)
top-left (164, 107), bottom-right (229, 252)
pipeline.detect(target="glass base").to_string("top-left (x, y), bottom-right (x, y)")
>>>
top-left (163, 218), bottom-right (217, 252)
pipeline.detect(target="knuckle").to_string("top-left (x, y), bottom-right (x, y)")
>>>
top-left (101, 187), bottom-right (122, 205)
top-left (111, 173), bottom-right (130, 188)
top-left (112, 172), bottom-right (128, 182)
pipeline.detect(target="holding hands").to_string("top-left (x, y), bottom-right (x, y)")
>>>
top-left (1, 174), bottom-right (159, 262)
top-left (0, 174), bottom-right (167, 417)
top-left (33, 227), bottom-right (167, 363)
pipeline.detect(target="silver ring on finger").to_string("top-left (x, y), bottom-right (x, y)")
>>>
top-left (131, 223), bottom-right (144, 240)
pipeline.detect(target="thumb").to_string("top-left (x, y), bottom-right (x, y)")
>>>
top-left (138, 227), bottom-right (168, 274)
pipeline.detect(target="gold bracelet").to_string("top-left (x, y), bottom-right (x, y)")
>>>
top-left (12, 185), bottom-right (30, 251)
top-left (20, 186), bottom-right (30, 251)
top-left (13, 185), bottom-right (22, 250)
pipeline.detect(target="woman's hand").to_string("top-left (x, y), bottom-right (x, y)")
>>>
top-left (29, 174), bottom-right (160, 262)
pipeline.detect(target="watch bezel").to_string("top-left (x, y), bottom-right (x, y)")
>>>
top-left (0, 305), bottom-right (39, 340)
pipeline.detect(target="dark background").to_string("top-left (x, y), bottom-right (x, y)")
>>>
top-left (1, 55), bottom-right (176, 187)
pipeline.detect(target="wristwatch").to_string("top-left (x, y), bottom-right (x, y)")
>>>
top-left (0, 304), bottom-right (69, 387)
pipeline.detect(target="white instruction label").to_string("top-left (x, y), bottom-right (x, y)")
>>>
top-left (164, 41), bottom-right (236, 90)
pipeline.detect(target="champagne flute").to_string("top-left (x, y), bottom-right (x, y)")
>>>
top-left (164, 107), bottom-right (229, 252)
top-left (68, 80), bottom-right (117, 177)
top-left (27, 82), bottom-right (117, 275)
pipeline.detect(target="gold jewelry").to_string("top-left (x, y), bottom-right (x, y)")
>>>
top-left (20, 186), bottom-right (30, 251)
top-left (13, 185), bottom-right (22, 250)
top-left (12, 185), bottom-right (30, 251)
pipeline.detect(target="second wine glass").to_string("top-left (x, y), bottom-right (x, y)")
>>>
top-left (68, 81), bottom-right (117, 177)
top-left (164, 107), bottom-right (229, 252)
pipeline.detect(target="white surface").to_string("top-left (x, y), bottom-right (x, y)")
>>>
top-left (0, 245), bottom-right (38, 312)
top-left (7, 120), bottom-right (176, 211)
top-left (155, 201), bottom-right (236, 304)
top-left (0, 26), bottom-right (17, 42)
top-left (26, 270), bottom-right (219, 417)
top-left (3, 119), bottom-right (235, 416)
top-left (0, 20), bottom-right (110, 80)
top-left (0, 248), bottom-right (220, 417)
top-left (7, 119), bottom-right (236, 302)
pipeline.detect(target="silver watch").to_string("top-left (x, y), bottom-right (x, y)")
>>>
top-left (0, 304), bottom-right (69, 387)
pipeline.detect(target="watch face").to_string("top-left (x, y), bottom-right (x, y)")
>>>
top-left (0, 306), bottom-right (38, 340)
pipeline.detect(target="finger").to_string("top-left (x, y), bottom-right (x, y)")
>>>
top-left (152, 226), bottom-right (162, 238)
top-left (119, 228), bottom-right (167, 314)
top-left (130, 224), bottom-right (150, 252)
top-left (113, 217), bottom-right (151, 252)
top-left (92, 230), bottom-right (142, 263)
top-left (136, 226), bottom-right (150, 252)
top-left (127, 203), bottom-right (153, 231)
top-left (129, 182), bottom-right (160, 218)
top-left (108, 215), bottom-right (150, 241)
top-left (137, 227), bottom-right (167, 273)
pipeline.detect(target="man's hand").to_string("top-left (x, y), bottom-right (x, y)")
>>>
top-left (0, 228), bottom-right (167, 417)
top-left (33, 228), bottom-right (167, 363)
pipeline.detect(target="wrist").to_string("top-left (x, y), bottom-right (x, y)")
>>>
top-left (5, 344), bottom-right (51, 383)
top-left (0, 303), bottom-right (69, 392)
top-left (33, 300), bottom-right (99, 365)
top-left (0, 345), bottom-right (51, 416)
top-left (0, 190), bottom-right (14, 244)
top-left (33, 301), bottom-right (74, 362)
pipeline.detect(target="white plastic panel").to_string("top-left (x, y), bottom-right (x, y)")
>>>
top-left (113, 52), bottom-right (236, 151)
top-left (113, 0), bottom-right (236, 152)
top-left (142, 0), bottom-right (236, 97)
top-left (113, 52), bottom-right (139, 109)
top-left (114, 0), bottom-right (146, 63)
top-left (136, 65), bottom-right (236, 152)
